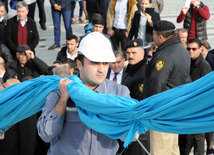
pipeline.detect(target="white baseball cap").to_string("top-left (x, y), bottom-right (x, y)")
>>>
top-left (78, 32), bottom-right (116, 62)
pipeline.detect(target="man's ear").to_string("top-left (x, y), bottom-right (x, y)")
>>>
top-left (16, 53), bottom-right (19, 59)
top-left (76, 59), bottom-right (82, 71)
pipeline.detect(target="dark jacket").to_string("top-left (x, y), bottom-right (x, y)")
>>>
top-left (128, 10), bottom-right (160, 45)
top-left (143, 36), bottom-right (190, 98)
top-left (206, 49), bottom-right (214, 71)
top-left (184, 2), bottom-right (209, 40)
top-left (49, 0), bottom-right (72, 11)
top-left (0, 44), bottom-right (13, 63)
top-left (56, 46), bottom-right (68, 62)
top-left (190, 54), bottom-right (212, 81)
top-left (0, 19), bottom-right (7, 44)
top-left (106, 68), bottom-right (126, 83)
top-left (6, 57), bottom-right (49, 81)
top-left (5, 16), bottom-right (39, 58)
top-left (122, 59), bottom-right (147, 101)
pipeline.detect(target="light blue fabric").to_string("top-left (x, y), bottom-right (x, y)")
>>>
top-left (1, 72), bottom-right (214, 147)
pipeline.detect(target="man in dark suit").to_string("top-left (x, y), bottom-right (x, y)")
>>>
top-left (106, 50), bottom-right (126, 84)
top-left (128, 0), bottom-right (160, 49)
top-left (5, 1), bottom-right (39, 59)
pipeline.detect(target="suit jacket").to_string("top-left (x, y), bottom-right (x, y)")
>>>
top-left (106, 68), bottom-right (126, 84)
top-left (5, 16), bottom-right (39, 58)
top-left (128, 10), bottom-right (160, 45)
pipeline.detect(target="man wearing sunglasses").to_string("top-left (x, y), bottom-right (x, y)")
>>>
top-left (179, 38), bottom-right (212, 155)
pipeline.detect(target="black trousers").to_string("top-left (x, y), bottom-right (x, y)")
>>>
top-left (37, 0), bottom-right (46, 26)
top-left (27, 2), bottom-right (36, 21)
top-left (179, 134), bottom-right (205, 155)
top-left (111, 27), bottom-right (127, 52)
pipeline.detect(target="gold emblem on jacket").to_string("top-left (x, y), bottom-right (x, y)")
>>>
top-left (155, 60), bottom-right (164, 71)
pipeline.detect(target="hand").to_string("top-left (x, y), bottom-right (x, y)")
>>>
top-left (25, 50), bottom-right (35, 59)
top-left (182, 5), bottom-right (189, 14)
top-left (145, 13), bottom-right (152, 24)
top-left (54, 4), bottom-right (61, 11)
top-left (58, 5), bottom-right (62, 11)
top-left (107, 29), bottom-right (114, 37)
top-left (125, 32), bottom-right (128, 38)
top-left (58, 79), bottom-right (72, 101)
top-left (192, 0), bottom-right (200, 7)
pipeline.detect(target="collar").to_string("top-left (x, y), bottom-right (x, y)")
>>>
top-left (0, 16), bottom-right (4, 22)
top-left (66, 48), bottom-right (78, 60)
top-left (17, 16), bottom-right (28, 22)
top-left (191, 54), bottom-right (204, 67)
top-left (126, 58), bottom-right (147, 73)
top-left (94, 79), bottom-right (107, 93)
top-left (156, 35), bottom-right (181, 53)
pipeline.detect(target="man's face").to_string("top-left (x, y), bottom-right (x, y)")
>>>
top-left (93, 24), bottom-right (104, 33)
top-left (191, 0), bottom-right (200, 4)
top-left (17, 7), bottom-right (29, 21)
top-left (77, 57), bottom-right (109, 89)
top-left (141, 0), bottom-right (152, 12)
top-left (126, 47), bottom-right (144, 65)
top-left (187, 42), bottom-right (201, 60)
top-left (110, 55), bottom-right (125, 73)
top-left (67, 39), bottom-right (78, 53)
top-left (178, 31), bottom-right (188, 44)
top-left (16, 52), bottom-right (28, 66)
top-left (0, 6), bottom-right (5, 18)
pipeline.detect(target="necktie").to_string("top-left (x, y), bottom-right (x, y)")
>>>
top-left (113, 73), bottom-right (118, 82)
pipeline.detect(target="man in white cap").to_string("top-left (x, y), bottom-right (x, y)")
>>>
top-left (37, 32), bottom-right (130, 155)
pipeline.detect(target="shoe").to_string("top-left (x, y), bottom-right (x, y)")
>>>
top-left (48, 44), bottom-right (60, 50)
top-left (79, 17), bottom-right (85, 24)
top-left (71, 17), bottom-right (78, 24)
top-left (41, 25), bottom-right (47, 30)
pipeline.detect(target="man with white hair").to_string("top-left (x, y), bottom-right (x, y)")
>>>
top-left (37, 32), bottom-right (130, 155)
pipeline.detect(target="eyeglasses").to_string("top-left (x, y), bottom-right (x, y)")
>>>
top-left (186, 47), bottom-right (198, 51)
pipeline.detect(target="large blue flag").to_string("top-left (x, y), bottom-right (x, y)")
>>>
top-left (1, 72), bottom-right (214, 147)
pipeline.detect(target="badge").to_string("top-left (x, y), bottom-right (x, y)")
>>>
top-left (134, 42), bottom-right (137, 47)
top-left (155, 60), bottom-right (164, 71)
top-left (139, 84), bottom-right (144, 93)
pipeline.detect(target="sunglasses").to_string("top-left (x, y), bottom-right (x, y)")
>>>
top-left (186, 47), bottom-right (198, 51)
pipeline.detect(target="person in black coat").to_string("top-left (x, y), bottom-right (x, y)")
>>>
top-left (119, 39), bottom-right (149, 155)
top-left (179, 38), bottom-right (212, 155)
top-left (5, 1), bottom-right (39, 58)
top-left (128, 0), bottom-right (160, 47)
top-left (6, 45), bottom-right (48, 82)
top-left (56, 34), bottom-right (79, 62)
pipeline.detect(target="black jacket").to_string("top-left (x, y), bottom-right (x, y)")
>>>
top-left (6, 57), bottom-right (49, 81)
top-left (5, 16), bottom-right (39, 58)
top-left (0, 19), bottom-right (7, 44)
top-left (56, 46), bottom-right (68, 62)
top-left (190, 54), bottom-right (211, 81)
top-left (106, 68), bottom-right (126, 84)
top-left (121, 59), bottom-right (147, 101)
top-left (143, 36), bottom-right (191, 98)
top-left (206, 49), bottom-right (214, 71)
top-left (0, 44), bottom-right (13, 63)
top-left (128, 10), bottom-right (160, 45)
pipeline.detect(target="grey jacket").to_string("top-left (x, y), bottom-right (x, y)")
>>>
top-left (37, 79), bottom-right (130, 155)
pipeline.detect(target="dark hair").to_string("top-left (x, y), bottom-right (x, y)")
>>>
top-left (187, 38), bottom-right (202, 48)
top-left (2, 70), bottom-right (18, 83)
top-left (156, 31), bottom-right (175, 39)
top-left (92, 13), bottom-right (105, 25)
top-left (75, 54), bottom-right (85, 65)
top-left (66, 34), bottom-right (78, 42)
top-left (61, 59), bottom-right (75, 69)
top-left (0, 1), bottom-right (5, 8)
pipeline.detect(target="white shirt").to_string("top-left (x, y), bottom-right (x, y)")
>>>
top-left (0, 71), bottom-right (5, 78)
top-left (66, 49), bottom-right (78, 60)
top-left (23, 0), bottom-right (36, 4)
top-left (109, 69), bottom-right (124, 84)
top-left (113, 0), bottom-right (128, 29)
top-left (17, 17), bottom-right (28, 27)
top-left (138, 12), bottom-right (147, 46)
top-left (0, 16), bottom-right (3, 22)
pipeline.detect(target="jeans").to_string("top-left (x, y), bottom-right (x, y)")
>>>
top-left (51, 9), bottom-right (72, 46)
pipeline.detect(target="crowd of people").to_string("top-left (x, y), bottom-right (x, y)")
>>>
top-left (0, 0), bottom-right (214, 155)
